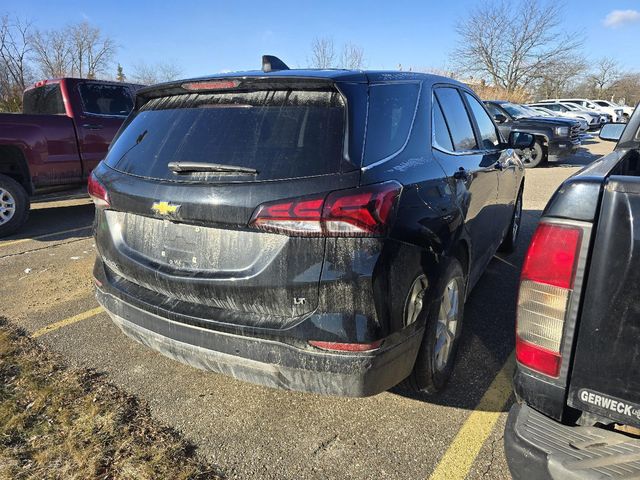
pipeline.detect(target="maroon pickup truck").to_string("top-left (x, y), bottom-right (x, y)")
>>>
top-left (0, 78), bottom-right (142, 237)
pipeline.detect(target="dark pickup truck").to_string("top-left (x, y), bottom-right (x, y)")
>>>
top-left (505, 113), bottom-right (640, 479)
top-left (484, 100), bottom-right (581, 168)
top-left (0, 78), bottom-right (141, 237)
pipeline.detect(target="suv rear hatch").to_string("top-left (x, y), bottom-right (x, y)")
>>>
top-left (95, 78), bottom-right (363, 328)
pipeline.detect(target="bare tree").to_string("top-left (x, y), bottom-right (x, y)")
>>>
top-left (31, 28), bottom-right (72, 77)
top-left (68, 21), bottom-right (116, 79)
top-left (611, 73), bottom-right (640, 106)
top-left (310, 37), bottom-right (335, 69)
top-left (340, 43), bottom-right (365, 69)
top-left (32, 21), bottom-right (115, 80)
top-left (130, 60), bottom-right (183, 85)
top-left (453, 0), bottom-right (583, 92)
top-left (587, 57), bottom-right (620, 95)
top-left (534, 56), bottom-right (587, 99)
top-left (0, 15), bottom-right (33, 111)
top-left (0, 15), bottom-right (32, 91)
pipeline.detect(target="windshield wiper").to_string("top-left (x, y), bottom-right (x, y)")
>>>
top-left (168, 161), bottom-right (258, 175)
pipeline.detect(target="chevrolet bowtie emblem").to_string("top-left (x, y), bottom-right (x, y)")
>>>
top-left (151, 201), bottom-right (180, 216)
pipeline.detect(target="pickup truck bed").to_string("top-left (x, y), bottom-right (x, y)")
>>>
top-left (0, 78), bottom-right (141, 237)
top-left (506, 114), bottom-right (640, 479)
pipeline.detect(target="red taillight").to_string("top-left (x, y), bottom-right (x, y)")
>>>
top-left (515, 339), bottom-right (562, 378)
top-left (516, 222), bottom-right (582, 377)
top-left (248, 182), bottom-right (401, 237)
top-left (181, 80), bottom-right (240, 91)
top-left (323, 184), bottom-right (399, 236)
top-left (521, 223), bottom-right (581, 289)
top-left (88, 172), bottom-right (110, 208)
top-left (309, 340), bottom-right (382, 352)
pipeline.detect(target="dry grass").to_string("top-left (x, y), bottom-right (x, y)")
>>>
top-left (0, 318), bottom-right (222, 480)
top-left (468, 83), bottom-right (532, 103)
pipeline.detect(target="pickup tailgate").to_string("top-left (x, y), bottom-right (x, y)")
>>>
top-left (568, 175), bottom-right (640, 426)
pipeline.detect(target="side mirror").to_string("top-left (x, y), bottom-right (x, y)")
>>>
top-left (509, 131), bottom-right (535, 149)
top-left (493, 114), bottom-right (507, 124)
top-left (599, 123), bottom-right (626, 142)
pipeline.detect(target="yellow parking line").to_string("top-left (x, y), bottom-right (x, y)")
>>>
top-left (428, 352), bottom-right (515, 480)
top-left (32, 307), bottom-right (104, 338)
top-left (0, 225), bottom-right (93, 248)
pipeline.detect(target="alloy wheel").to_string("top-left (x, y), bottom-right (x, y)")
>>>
top-left (0, 187), bottom-right (16, 226)
top-left (434, 279), bottom-right (460, 372)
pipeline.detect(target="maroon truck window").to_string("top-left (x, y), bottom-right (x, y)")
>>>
top-left (22, 84), bottom-right (65, 115)
top-left (78, 83), bottom-right (134, 117)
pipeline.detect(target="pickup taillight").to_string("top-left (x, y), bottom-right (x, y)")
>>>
top-left (248, 182), bottom-right (402, 237)
top-left (88, 172), bottom-right (110, 208)
top-left (516, 222), bottom-right (583, 377)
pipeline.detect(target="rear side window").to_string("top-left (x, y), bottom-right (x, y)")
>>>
top-left (464, 93), bottom-right (500, 149)
top-left (79, 83), bottom-right (133, 116)
top-left (363, 83), bottom-right (420, 165)
top-left (432, 99), bottom-right (454, 151)
top-left (105, 89), bottom-right (345, 182)
top-left (22, 84), bottom-right (65, 115)
top-left (434, 88), bottom-right (477, 151)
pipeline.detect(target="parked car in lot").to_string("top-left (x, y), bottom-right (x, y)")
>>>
top-left (529, 101), bottom-right (602, 130)
top-left (539, 98), bottom-right (619, 123)
top-left (484, 101), bottom-right (581, 168)
top-left (527, 105), bottom-right (589, 133)
top-left (505, 111), bottom-right (640, 479)
top-left (91, 56), bottom-right (532, 397)
top-left (594, 99), bottom-right (634, 121)
top-left (0, 78), bottom-right (142, 237)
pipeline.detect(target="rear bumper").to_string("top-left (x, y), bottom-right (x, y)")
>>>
top-left (95, 286), bottom-right (423, 397)
top-left (505, 403), bottom-right (640, 480)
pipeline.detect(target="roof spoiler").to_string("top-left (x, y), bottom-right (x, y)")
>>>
top-left (262, 55), bottom-right (289, 73)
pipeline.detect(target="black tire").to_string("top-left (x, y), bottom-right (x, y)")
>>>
top-left (518, 140), bottom-right (545, 168)
top-left (498, 187), bottom-right (523, 254)
top-left (400, 258), bottom-right (466, 394)
top-left (0, 174), bottom-right (29, 238)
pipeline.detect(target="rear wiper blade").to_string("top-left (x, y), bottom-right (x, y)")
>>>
top-left (168, 161), bottom-right (258, 175)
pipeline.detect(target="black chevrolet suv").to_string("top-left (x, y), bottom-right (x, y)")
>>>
top-left (90, 57), bottom-right (531, 397)
top-left (485, 101), bottom-right (581, 168)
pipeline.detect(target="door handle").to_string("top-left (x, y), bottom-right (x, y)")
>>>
top-left (82, 123), bottom-right (103, 130)
top-left (453, 167), bottom-right (469, 180)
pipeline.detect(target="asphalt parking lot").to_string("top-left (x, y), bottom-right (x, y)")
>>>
top-left (0, 138), bottom-right (614, 480)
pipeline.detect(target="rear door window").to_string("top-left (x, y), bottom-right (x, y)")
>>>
top-left (22, 84), bottom-right (65, 115)
top-left (79, 83), bottom-right (134, 116)
top-left (464, 93), bottom-right (500, 149)
top-left (105, 89), bottom-right (345, 182)
top-left (434, 88), bottom-right (477, 151)
top-left (432, 98), bottom-right (454, 151)
top-left (363, 83), bottom-right (420, 165)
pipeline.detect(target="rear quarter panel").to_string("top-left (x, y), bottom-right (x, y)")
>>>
top-left (0, 113), bottom-right (81, 188)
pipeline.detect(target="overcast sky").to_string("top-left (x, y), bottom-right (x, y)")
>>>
top-left (7, 0), bottom-right (640, 79)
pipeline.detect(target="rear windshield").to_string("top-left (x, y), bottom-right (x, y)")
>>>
top-left (23, 84), bottom-right (65, 115)
top-left (104, 89), bottom-right (345, 182)
top-left (79, 83), bottom-right (133, 116)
